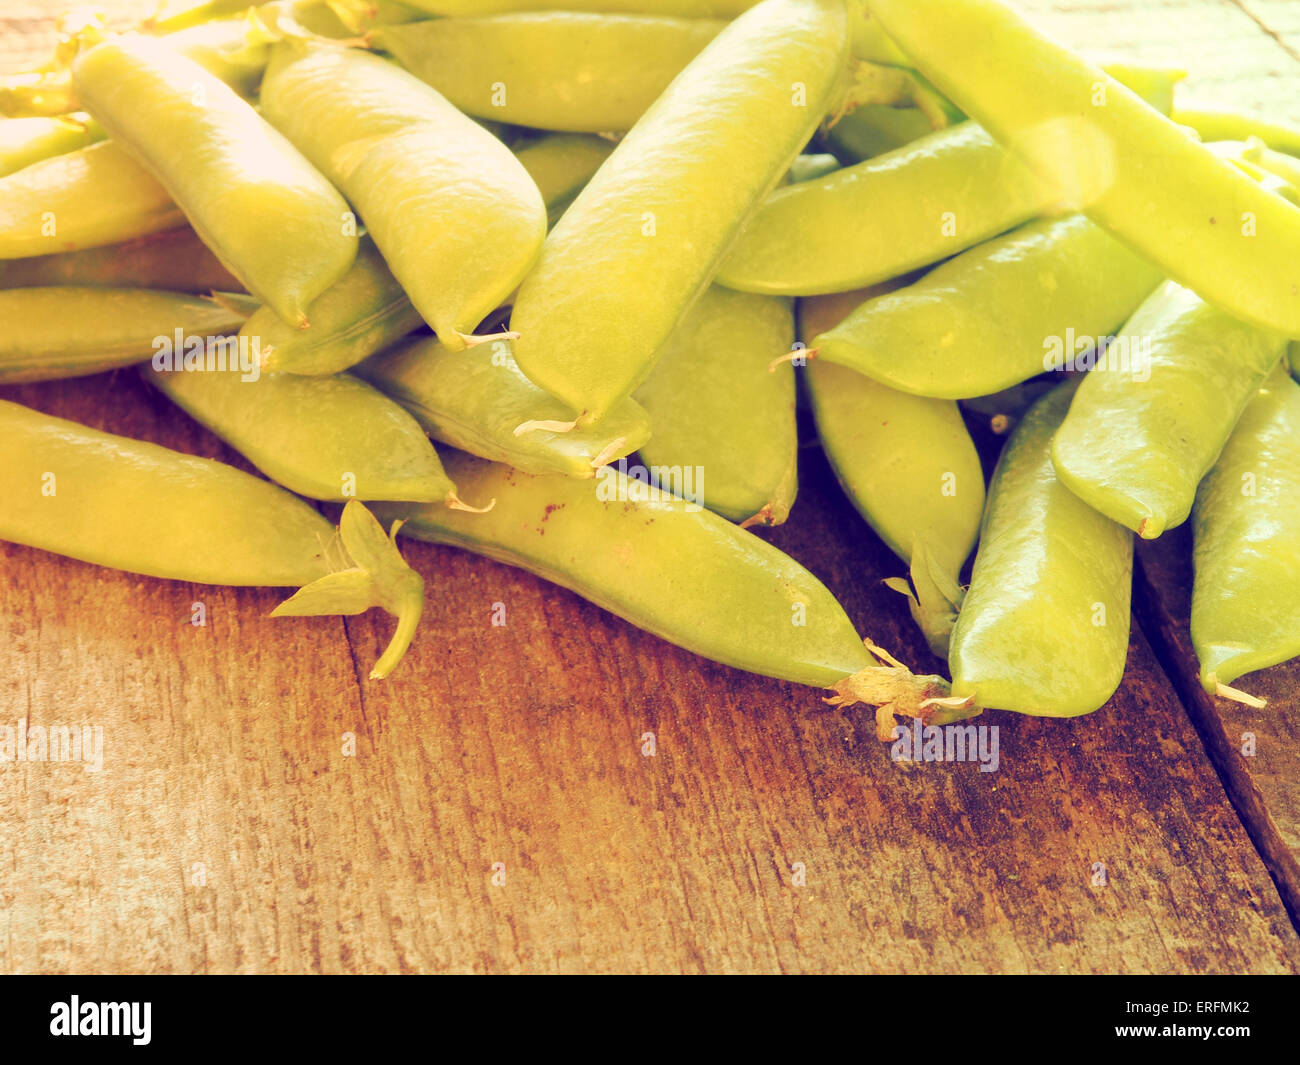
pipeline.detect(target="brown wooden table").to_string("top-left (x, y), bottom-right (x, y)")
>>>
top-left (2, 0), bottom-right (1298, 974)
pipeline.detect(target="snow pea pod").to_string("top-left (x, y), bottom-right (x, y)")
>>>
top-left (633, 286), bottom-right (797, 526)
top-left (73, 35), bottom-right (357, 327)
top-left (511, 0), bottom-right (849, 425)
top-left (1191, 366), bottom-right (1300, 704)
top-left (949, 380), bottom-right (1134, 717)
top-left (0, 114), bottom-right (102, 178)
top-left (146, 363), bottom-right (459, 504)
top-left (0, 400), bottom-right (422, 678)
top-left (862, 0), bottom-right (1300, 338)
top-left (1051, 281), bottom-right (1286, 540)
top-left (260, 42), bottom-right (544, 350)
top-left (811, 214), bottom-right (1163, 399)
top-left (0, 140), bottom-right (183, 258)
top-left (355, 336), bottom-right (650, 479)
top-left (378, 14), bottom-right (724, 134)
top-left (0, 286), bottom-right (253, 384)
top-left (0, 227), bottom-right (241, 292)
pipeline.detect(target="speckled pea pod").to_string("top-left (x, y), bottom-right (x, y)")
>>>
top-left (864, 0), bottom-right (1300, 338)
top-left (949, 380), bottom-right (1134, 716)
top-left (355, 335), bottom-right (650, 479)
top-left (1051, 281), bottom-right (1287, 540)
top-left (0, 400), bottom-right (423, 678)
top-left (1192, 366), bottom-right (1300, 704)
top-left (0, 286), bottom-right (253, 384)
top-left (145, 363), bottom-right (459, 505)
top-left (0, 226), bottom-right (241, 292)
top-left (811, 214), bottom-right (1164, 399)
top-left (0, 140), bottom-right (183, 257)
top-left (0, 114), bottom-right (102, 177)
top-left (260, 41), bottom-right (545, 350)
top-left (511, 0), bottom-right (849, 425)
top-left (632, 287), bottom-right (797, 526)
top-left (379, 14), bottom-right (725, 134)
top-left (74, 36), bottom-right (357, 327)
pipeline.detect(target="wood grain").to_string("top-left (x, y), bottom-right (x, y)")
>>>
top-left (1, 0), bottom-right (1299, 974)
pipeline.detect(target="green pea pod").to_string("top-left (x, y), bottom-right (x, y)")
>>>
top-left (949, 380), bottom-right (1134, 716)
top-left (0, 226), bottom-right (241, 292)
top-left (718, 63), bottom-right (1179, 297)
top-left (1172, 108), bottom-right (1300, 158)
top-left (822, 105), bottom-right (936, 162)
top-left (0, 114), bottom-right (103, 178)
top-left (787, 152), bottom-right (840, 184)
top-left (0, 400), bottom-right (422, 678)
top-left (862, 0), bottom-right (1300, 338)
top-left (159, 14), bottom-right (276, 97)
top-left (1051, 281), bottom-right (1287, 540)
top-left (511, 0), bottom-right (849, 425)
top-left (146, 363), bottom-right (459, 505)
top-left (0, 140), bottom-right (184, 258)
top-left (812, 214), bottom-right (1164, 399)
top-left (260, 42), bottom-right (545, 350)
top-left (354, 335), bottom-right (650, 479)
top-left (1192, 366), bottom-right (1300, 704)
top-left (633, 286), bottom-right (797, 526)
top-left (514, 133), bottom-right (615, 227)
top-left (73, 35), bottom-right (358, 327)
top-left (378, 14), bottom-right (725, 134)
top-left (0, 286), bottom-right (254, 384)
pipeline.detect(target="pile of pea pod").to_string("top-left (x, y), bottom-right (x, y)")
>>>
top-left (4, 0), bottom-right (1300, 735)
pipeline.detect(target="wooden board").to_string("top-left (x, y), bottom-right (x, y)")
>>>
top-left (2, 0), bottom-right (1299, 974)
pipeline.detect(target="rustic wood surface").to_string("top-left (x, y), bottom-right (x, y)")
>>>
top-left (1, 0), bottom-right (1298, 974)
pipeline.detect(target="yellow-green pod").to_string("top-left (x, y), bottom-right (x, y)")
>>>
top-left (0, 140), bottom-right (183, 258)
top-left (260, 41), bottom-right (545, 349)
top-left (633, 286), bottom-right (797, 526)
top-left (379, 14), bottom-right (724, 133)
top-left (1172, 108), bottom-right (1300, 158)
top-left (514, 133), bottom-right (615, 226)
top-left (73, 35), bottom-right (358, 327)
top-left (398, 1), bottom-right (755, 13)
top-left (0, 114), bottom-right (103, 178)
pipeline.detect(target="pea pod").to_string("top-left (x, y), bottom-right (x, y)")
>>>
top-left (0, 286), bottom-right (253, 384)
top-left (633, 286), bottom-right (797, 525)
top-left (73, 35), bottom-right (357, 327)
top-left (862, 0), bottom-right (1300, 338)
top-left (0, 140), bottom-right (183, 258)
top-left (949, 380), bottom-right (1134, 716)
top-left (718, 63), bottom-right (1181, 296)
top-left (1051, 281), bottom-right (1286, 540)
top-left (0, 400), bottom-right (423, 678)
top-left (510, 0), bottom-right (849, 425)
top-left (810, 214), bottom-right (1163, 399)
top-left (515, 133), bottom-right (615, 226)
top-left (800, 286), bottom-right (984, 655)
top-left (379, 14), bottom-right (725, 134)
top-left (260, 42), bottom-right (544, 349)
top-left (822, 105), bottom-right (936, 162)
top-left (0, 226), bottom-right (241, 292)
top-left (1192, 366), bottom-right (1300, 704)
top-left (1172, 108), bottom-right (1300, 158)
top-left (0, 114), bottom-right (102, 177)
top-left (355, 336), bottom-right (650, 480)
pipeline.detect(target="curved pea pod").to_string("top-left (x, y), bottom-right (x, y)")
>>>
top-left (379, 14), bottom-right (724, 134)
top-left (0, 286), bottom-right (253, 384)
top-left (73, 35), bottom-right (357, 328)
top-left (811, 214), bottom-right (1164, 399)
top-left (260, 42), bottom-right (544, 350)
top-left (800, 286), bottom-right (983, 656)
top-left (1191, 367), bottom-right (1300, 705)
top-left (145, 362), bottom-right (459, 505)
top-left (718, 64), bottom-right (1179, 297)
top-left (1051, 281), bottom-right (1287, 540)
top-left (0, 140), bottom-right (183, 258)
top-left (0, 114), bottom-right (102, 178)
top-left (631, 287), bottom-right (796, 526)
top-left (510, 0), bottom-right (849, 425)
top-left (949, 380), bottom-right (1134, 717)
top-left (1172, 108), bottom-right (1300, 158)
top-left (0, 227), bottom-right (241, 292)
top-left (159, 14), bottom-right (276, 97)
top-left (0, 400), bottom-right (423, 678)
top-left (514, 133), bottom-right (615, 226)
top-left (863, 0), bottom-right (1300, 339)
top-left (354, 335), bottom-right (649, 479)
